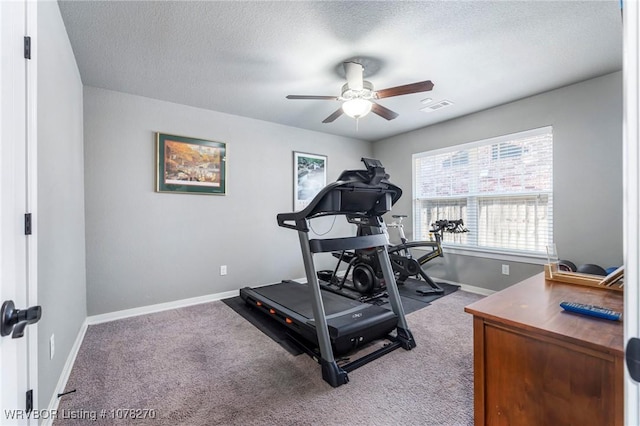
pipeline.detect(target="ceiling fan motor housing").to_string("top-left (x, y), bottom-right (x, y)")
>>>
top-left (340, 81), bottom-right (376, 101)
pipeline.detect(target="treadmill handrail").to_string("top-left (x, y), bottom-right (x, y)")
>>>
top-left (309, 234), bottom-right (387, 254)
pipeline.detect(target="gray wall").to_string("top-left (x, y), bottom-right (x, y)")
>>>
top-left (37, 1), bottom-right (87, 411)
top-left (83, 87), bottom-right (371, 315)
top-left (373, 72), bottom-right (623, 291)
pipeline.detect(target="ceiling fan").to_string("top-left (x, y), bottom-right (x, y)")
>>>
top-left (286, 61), bottom-right (434, 123)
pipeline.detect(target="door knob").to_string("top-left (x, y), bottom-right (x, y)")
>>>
top-left (627, 337), bottom-right (640, 382)
top-left (1, 300), bottom-right (41, 339)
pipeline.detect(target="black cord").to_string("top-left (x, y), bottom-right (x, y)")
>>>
top-left (309, 215), bottom-right (337, 236)
top-left (57, 389), bottom-right (76, 398)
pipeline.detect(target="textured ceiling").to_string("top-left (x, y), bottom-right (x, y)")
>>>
top-left (58, 1), bottom-right (623, 142)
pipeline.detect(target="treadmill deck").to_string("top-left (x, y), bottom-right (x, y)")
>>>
top-left (250, 280), bottom-right (366, 320)
top-left (240, 280), bottom-right (399, 354)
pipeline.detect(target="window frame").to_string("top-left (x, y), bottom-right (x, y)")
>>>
top-left (411, 126), bottom-right (553, 263)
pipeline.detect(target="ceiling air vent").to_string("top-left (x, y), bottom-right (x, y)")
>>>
top-left (420, 100), bottom-right (454, 113)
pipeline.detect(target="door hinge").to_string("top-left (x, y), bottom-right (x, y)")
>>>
top-left (26, 389), bottom-right (33, 414)
top-left (24, 213), bottom-right (32, 235)
top-left (24, 36), bottom-right (31, 60)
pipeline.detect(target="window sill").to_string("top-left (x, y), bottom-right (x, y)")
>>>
top-left (411, 244), bottom-right (548, 265)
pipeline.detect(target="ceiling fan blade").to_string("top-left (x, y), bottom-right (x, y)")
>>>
top-left (322, 108), bottom-right (344, 123)
top-left (376, 80), bottom-right (434, 99)
top-left (286, 95), bottom-right (339, 100)
top-left (344, 62), bottom-right (364, 91)
top-left (371, 102), bottom-right (399, 121)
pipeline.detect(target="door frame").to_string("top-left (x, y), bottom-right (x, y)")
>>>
top-left (623, 0), bottom-right (640, 424)
top-left (0, 0), bottom-right (25, 415)
top-left (0, 0), bottom-right (39, 419)
top-left (26, 0), bottom-right (39, 415)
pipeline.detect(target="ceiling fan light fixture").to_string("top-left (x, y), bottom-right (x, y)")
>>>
top-left (342, 99), bottom-right (372, 119)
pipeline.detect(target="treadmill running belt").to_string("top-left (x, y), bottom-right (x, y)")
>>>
top-left (250, 280), bottom-right (362, 319)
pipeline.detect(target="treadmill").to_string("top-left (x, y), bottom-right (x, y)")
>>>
top-left (241, 280), bottom-right (398, 355)
top-left (240, 158), bottom-right (416, 387)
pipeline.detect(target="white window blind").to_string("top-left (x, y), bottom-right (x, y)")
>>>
top-left (413, 126), bottom-right (553, 256)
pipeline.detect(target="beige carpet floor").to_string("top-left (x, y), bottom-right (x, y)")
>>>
top-left (55, 290), bottom-right (483, 425)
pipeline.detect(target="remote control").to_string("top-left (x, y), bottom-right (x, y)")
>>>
top-left (560, 301), bottom-right (622, 321)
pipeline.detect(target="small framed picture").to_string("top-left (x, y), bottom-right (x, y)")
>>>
top-left (293, 151), bottom-right (327, 211)
top-left (156, 133), bottom-right (226, 195)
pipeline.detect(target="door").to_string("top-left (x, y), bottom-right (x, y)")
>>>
top-left (1, 0), bottom-right (37, 423)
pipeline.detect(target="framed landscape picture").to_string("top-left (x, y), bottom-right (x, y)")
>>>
top-left (293, 151), bottom-right (327, 211)
top-left (156, 133), bottom-right (226, 195)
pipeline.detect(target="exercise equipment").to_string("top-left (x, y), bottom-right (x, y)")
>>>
top-left (557, 260), bottom-right (615, 277)
top-left (388, 217), bottom-right (467, 294)
top-left (240, 158), bottom-right (416, 387)
top-left (558, 260), bottom-right (577, 272)
top-left (577, 263), bottom-right (607, 276)
top-left (319, 215), bottom-right (467, 299)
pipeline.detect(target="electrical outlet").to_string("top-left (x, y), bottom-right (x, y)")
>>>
top-left (220, 265), bottom-right (227, 276)
top-left (502, 264), bottom-right (510, 275)
top-left (50, 334), bottom-right (55, 360)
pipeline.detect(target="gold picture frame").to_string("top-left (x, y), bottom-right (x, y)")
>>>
top-left (156, 133), bottom-right (226, 195)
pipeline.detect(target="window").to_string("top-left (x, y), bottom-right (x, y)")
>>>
top-left (413, 127), bottom-right (553, 257)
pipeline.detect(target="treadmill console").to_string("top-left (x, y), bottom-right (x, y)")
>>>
top-left (337, 157), bottom-right (389, 186)
top-left (277, 157), bottom-right (401, 231)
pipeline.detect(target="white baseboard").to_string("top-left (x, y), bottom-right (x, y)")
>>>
top-left (432, 277), bottom-right (496, 296)
top-left (458, 283), bottom-right (495, 296)
top-left (42, 318), bottom-right (89, 426)
top-left (86, 290), bottom-right (239, 325)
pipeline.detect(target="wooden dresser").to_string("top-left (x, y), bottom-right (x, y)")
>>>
top-left (464, 273), bottom-right (624, 426)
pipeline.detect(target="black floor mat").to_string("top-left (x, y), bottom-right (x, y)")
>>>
top-left (322, 277), bottom-right (460, 306)
top-left (222, 295), bottom-right (304, 355)
top-left (397, 278), bottom-right (460, 304)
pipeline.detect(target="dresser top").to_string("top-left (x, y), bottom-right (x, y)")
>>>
top-left (464, 272), bottom-right (624, 355)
